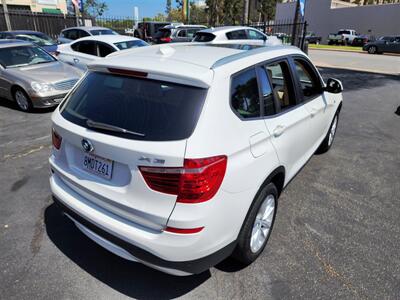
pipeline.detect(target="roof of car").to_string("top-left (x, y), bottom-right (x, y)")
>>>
top-left (0, 39), bottom-right (33, 48)
top-left (72, 35), bottom-right (140, 44)
top-left (1, 30), bottom-right (46, 35)
top-left (199, 26), bottom-right (257, 34)
top-left (62, 26), bottom-right (111, 32)
top-left (89, 43), bottom-right (303, 88)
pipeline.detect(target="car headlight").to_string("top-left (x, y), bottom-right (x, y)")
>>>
top-left (31, 82), bottom-right (53, 93)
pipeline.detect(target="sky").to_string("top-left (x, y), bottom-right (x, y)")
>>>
top-left (104, 0), bottom-right (177, 18)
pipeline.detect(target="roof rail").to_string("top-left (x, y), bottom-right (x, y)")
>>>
top-left (211, 45), bottom-right (296, 69)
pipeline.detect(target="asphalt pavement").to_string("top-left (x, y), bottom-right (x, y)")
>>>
top-left (0, 68), bottom-right (399, 299)
top-left (309, 49), bottom-right (400, 75)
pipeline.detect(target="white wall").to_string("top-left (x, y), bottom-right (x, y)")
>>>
top-left (276, 0), bottom-right (400, 43)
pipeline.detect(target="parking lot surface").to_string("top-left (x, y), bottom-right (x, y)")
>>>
top-left (0, 68), bottom-right (399, 299)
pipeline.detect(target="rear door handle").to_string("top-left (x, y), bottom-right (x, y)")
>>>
top-left (73, 58), bottom-right (80, 64)
top-left (273, 125), bottom-right (286, 137)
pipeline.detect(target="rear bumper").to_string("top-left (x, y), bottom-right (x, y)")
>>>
top-left (52, 195), bottom-right (236, 275)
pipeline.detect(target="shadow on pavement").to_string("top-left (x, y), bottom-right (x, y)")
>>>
top-left (45, 203), bottom-right (210, 299)
top-left (318, 67), bottom-right (400, 92)
top-left (0, 97), bottom-right (56, 114)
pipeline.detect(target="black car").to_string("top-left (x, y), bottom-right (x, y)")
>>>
top-left (352, 34), bottom-right (375, 47)
top-left (363, 36), bottom-right (400, 54)
top-left (305, 32), bottom-right (322, 44)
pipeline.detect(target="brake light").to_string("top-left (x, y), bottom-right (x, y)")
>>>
top-left (108, 68), bottom-right (148, 78)
top-left (139, 155), bottom-right (227, 203)
top-left (52, 128), bottom-right (62, 150)
top-left (160, 37), bottom-right (172, 43)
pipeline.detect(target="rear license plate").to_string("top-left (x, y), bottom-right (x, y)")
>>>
top-left (83, 153), bottom-right (113, 180)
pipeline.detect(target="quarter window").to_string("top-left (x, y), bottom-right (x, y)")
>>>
top-left (257, 68), bottom-right (276, 116)
top-left (293, 58), bottom-right (322, 101)
top-left (265, 61), bottom-right (296, 111)
top-left (97, 42), bottom-right (115, 57)
top-left (231, 68), bottom-right (260, 119)
top-left (248, 30), bottom-right (265, 40)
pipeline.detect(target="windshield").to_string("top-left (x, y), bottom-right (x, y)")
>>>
top-left (90, 29), bottom-right (118, 36)
top-left (61, 72), bottom-right (207, 141)
top-left (114, 39), bottom-right (149, 50)
top-left (0, 45), bottom-right (56, 68)
top-left (14, 33), bottom-right (56, 46)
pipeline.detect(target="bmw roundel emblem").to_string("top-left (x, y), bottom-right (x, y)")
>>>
top-left (81, 139), bottom-right (94, 153)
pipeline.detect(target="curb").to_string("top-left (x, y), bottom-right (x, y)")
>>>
top-left (315, 62), bottom-right (400, 76)
top-left (309, 47), bottom-right (400, 57)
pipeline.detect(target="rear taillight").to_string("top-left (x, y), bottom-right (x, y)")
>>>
top-left (139, 155), bottom-right (227, 204)
top-left (160, 37), bottom-right (172, 43)
top-left (52, 129), bottom-right (62, 150)
top-left (52, 51), bottom-right (60, 57)
top-left (165, 226), bottom-right (204, 234)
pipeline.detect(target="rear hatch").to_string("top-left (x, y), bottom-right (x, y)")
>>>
top-left (154, 28), bottom-right (172, 44)
top-left (52, 71), bottom-right (207, 231)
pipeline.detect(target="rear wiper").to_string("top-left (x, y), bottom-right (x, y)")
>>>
top-left (86, 119), bottom-right (145, 137)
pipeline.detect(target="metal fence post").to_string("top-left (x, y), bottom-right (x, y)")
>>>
top-left (301, 21), bottom-right (307, 51)
top-left (1, 0), bottom-right (12, 31)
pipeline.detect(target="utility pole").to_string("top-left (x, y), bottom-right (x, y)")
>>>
top-left (1, 0), bottom-right (12, 31)
top-left (291, 0), bottom-right (300, 46)
top-left (243, 0), bottom-right (249, 25)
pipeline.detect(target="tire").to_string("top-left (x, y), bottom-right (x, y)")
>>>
top-left (13, 88), bottom-right (33, 112)
top-left (368, 46), bottom-right (377, 54)
top-left (231, 182), bottom-right (278, 265)
top-left (317, 111), bottom-right (339, 154)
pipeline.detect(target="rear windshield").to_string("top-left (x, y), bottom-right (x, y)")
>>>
top-left (193, 32), bottom-right (216, 42)
top-left (155, 29), bottom-right (171, 38)
top-left (61, 72), bottom-right (207, 141)
top-left (90, 29), bottom-right (117, 35)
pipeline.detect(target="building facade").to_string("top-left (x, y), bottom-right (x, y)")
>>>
top-left (276, 0), bottom-right (400, 43)
top-left (1, 0), bottom-right (68, 14)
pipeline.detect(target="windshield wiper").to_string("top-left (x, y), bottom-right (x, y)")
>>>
top-left (86, 119), bottom-right (145, 137)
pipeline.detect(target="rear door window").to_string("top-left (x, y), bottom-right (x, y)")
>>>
top-left (247, 29), bottom-right (265, 40)
top-left (97, 42), bottom-right (115, 57)
top-left (61, 72), bottom-right (207, 141)
top-left (226, 30), bottom-right (248, 40)
top-left (231, 68), bottom-right (260, 119)
top-left (72, 41), bottom-right (97, 56)
top-left (293, 58), bottom-right (322, 102)
top-left (193, 32), bottom-right (215, 42)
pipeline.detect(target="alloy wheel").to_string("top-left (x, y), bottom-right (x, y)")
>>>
top-left (15, 90), bottom-right (29, 111)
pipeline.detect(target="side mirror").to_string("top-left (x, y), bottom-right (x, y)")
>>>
top-left (324, 78), bottom-right (343, 94)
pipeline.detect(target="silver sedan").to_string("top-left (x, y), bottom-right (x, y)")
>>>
top-left (0, 40), bottom-right (83, 112)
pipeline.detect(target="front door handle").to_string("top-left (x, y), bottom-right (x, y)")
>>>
top-left (273, 125), bottom-right (286, 137)
top-left (73, 58), bottom-right (80, 64)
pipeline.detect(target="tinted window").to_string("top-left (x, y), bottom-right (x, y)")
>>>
top-left (293, 59), bottom-right (322, 101)
top-left (72, 41), bottom-right (97, 56)
top-left (61, 72), bottom-right (207, 141)
top-left (187, 29), bottom-right (200, 39)
top-left (114, 40), bottom-right (148, 50)
top-left (226, 30), bottom-right (247, 40)
top-left (97, 42), bottom-right (115, 57)
top-left (78, 30), bottom-right (90, 38)
top-left (155, 29), bottom-right (171, 38)
top-left (231, 68), bottom-right (260, 119)
top-left (66, 29), bottom-right (79, 40)
top-left (193, 32), bottom-right (215, 42)
top-left (265, 61), bottom-right (295, 111)
top-left (338, 30), bottom-right (351, 35)
top-left (177, 30), bottom-right (187, 37)
top-left (258, 68), bottom-right (275, 116)
top-left (89, 29), bottom-right (117, 36)
top-left (248, 29), bottom-right (265, 40)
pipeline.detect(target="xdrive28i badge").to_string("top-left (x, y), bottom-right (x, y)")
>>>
top-left (81, 139), bottom-right (94, 153)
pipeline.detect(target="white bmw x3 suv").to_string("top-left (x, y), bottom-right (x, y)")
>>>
top-left (49, 43), bottom-right (343, 276)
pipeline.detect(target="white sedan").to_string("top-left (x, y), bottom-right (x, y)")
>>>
top-left (193, 26), bottom-right (282, 46)
top-left (56, 35), bottom-right (148, 71)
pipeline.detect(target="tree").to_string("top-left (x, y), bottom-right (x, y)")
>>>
top-left (84, 0), bottom-right (108, 18)
top-left (169, 8), bottom-right (184, 22)
top-left (154, 13), bottom-right (167, 21)
top-left (166, 0), bottom-right (172, 21)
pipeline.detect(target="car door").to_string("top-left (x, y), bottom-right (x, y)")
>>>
top-left (291, 56), bottom-right (332, 151)
top-left (69, 40), bottom-right (99, 70)
top-left (260, 59), bottom-right (315, 181)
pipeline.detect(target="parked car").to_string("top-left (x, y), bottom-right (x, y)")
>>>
top-left (0, 40), bottom-right (83, 112)
top-left (153, 25), bottom-right (207, 44)
top-left (328, 29), bottom-right (358, 45)
top-left (193, 26), bottom-right (282, 46)
top-left (56, 35), bottom-right (148, 71)
top-left (0, 30), bottom-right (58, 54)
top-left (49, 42), bottom-right (343, 275)
top-left (58, 26), bottom-right (118, 44)
top-left (363, 36), bottom-right (400, 54)
top-left (134, 22), bottom-right (181, 42)
top-left (352, 34), bottom-right (376, 47)
top-left (305, 32), bottom-right (322, 44)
